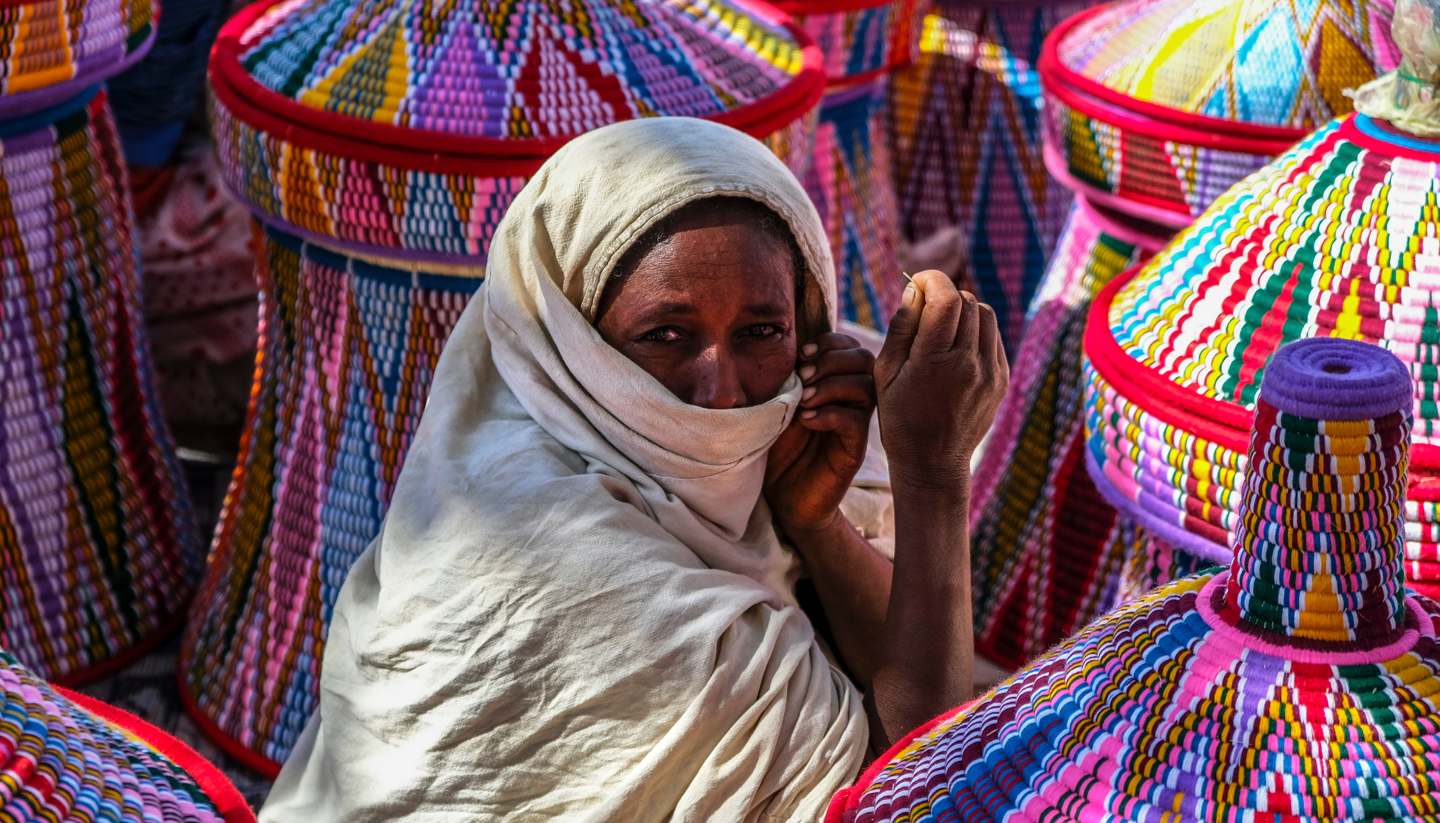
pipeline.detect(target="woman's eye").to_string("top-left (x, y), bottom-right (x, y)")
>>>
top-left (742, 324), bottom-right (784, 339)
top-left (640, 327), bottom-right (683, 343)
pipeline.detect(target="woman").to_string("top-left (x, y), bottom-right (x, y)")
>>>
top-left (260, 117), bottom-right (1007, 821)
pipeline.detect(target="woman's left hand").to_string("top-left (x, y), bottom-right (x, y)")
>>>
top-left (765, 332), bottom-right (877, 539)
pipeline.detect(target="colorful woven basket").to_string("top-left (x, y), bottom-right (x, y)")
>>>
top-left (889, 0), bottom-right (1097, 349)
top-left (1, 648), bottom-right (254, 822)
top-left (969, 197), bottom-right (1171, 669)
top-left (1086, 114), bottom-right (1440, 601)
top-left (805, 77), bottom-right (903, 329)
top-left (0, 0), bottom-right (155, 118)
top-left (0, 87), bottom-right (196, 684)
top-left (831, 338), bottom-right (1440, 822)
top-left (187, 0), bottom-right (828, 773)
top-left (1040, 0), bottom-right (1399, 228)
top-left (207, 0), bottom-right (825, 263)
top-left (772, 0), bottom-right (923, 87)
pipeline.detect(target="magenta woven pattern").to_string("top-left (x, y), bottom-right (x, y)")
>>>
top-left (0, 89), bottom-right (196, 683)
top-left (805, 78), bottom-right (902, 330)
top-left (890, 0), bottom-right (1098, 348)
top-left (180, 228), bottom-right (478, 770)
top-left (969, 198), bottom-right (1172, 669)
top-left (833, 339), bottom-right (1440, 823)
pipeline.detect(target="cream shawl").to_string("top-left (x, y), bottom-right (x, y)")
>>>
top-left (259, 118), bottom-right (880, 822)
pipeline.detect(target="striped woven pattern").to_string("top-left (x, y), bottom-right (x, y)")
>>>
top-left (772, 0), bottom-right (922, 84)
top-left (0, 89), bottom-right (196, 683)
top-left (1041, 0), bottom-right (1398, 225)
top-left (969, 198), bottom-right (1170, 669)
top-left (209, 0), bottom-right (825, 262)
top-left (0, 0), bottom-right (154, 118)
top-left (1086, 115), bottom-right (1440, 599)
top-left (831, 339), bottom-right (1440, 823)
top-left (805, 78), bottom-right (901, 330)
top-left (1, 648), bottom-right (246, 822)
top-left (180, 227), bottom-right (478, 772)
top-left (890, 0), bottom-right (1096, 349)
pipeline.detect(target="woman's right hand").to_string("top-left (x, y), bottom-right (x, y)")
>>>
top-left (874, 270), bottom-right (1009, 492)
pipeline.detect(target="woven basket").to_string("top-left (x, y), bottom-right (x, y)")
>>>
top-left (0, 0), bottom-right (155, 118)
top-left (1, 649), bottom-right (253, 822)
top-left (1085, 114), bottom-right (1440, 600)
top-left (889, 0), bottom-right (1099, 349)
top-left (969, 197), bottom-right (1171, 668)
top-left (1040, 0), bottom-right (1398, 227)
top-left (832, 339), bottom-right (1438, 822)
top-left (0, 88), bottom-right (196, 684)
top-left (185, 0), bottom-right (829, 772)
top-left (773, 0), bottom-right (924, 87)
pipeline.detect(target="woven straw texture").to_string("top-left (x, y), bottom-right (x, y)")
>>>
top-left (1, 648), bottom-right (252, 822)
top-left (832, 339), bottom-right (1440, 823)
top-left (179, 226), bottom-right (479, 773)
top-left (805, 78), bottom-right (902, 330)
top-left (890, 0), bottom-right (1097, 349)
top-left (1041, 0), bottom-right (1398, 225)
top-left (969, 198), bottom-right (1172, 669)
top-left (1087, 114), bottom-right (1440, 599)
top-left (210, 0), bottom-right (826, 263)
top-left (772, 0), bottom-right (922, 84)
top-left (0, 0), bottom-right (155, 118)
top-left (0, 89), bottom-right (197, 684)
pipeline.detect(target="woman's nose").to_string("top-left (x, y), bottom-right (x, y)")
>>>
top-left (688, 345), bottom-right (747, 409)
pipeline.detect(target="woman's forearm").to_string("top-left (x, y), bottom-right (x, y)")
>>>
top-left (782, 514), bottom-right (893, 688)
top-left (866, 478), bottom-right (974, 751)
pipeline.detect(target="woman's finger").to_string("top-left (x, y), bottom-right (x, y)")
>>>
top-left (977, 301), bottom-right (999, 364)
top-left (796, 406), bottom-right (872, 454)
top-left (955, 291), bottom-right (980, 354)
top-left (799, 347), bottom-right (874, 383)
top-left (801, 374), bottom-right (876, 410)
top-left (800, 332), bottom-right (862, 360)
top-left (878, 277), bottom-right (923, 387)
top-left (912, 270), bottom-right (962, 357)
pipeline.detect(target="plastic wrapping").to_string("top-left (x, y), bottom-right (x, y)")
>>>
top-left (1351, 0), bottom-right (1440, 133)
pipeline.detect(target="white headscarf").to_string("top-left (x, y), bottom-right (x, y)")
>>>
top-left (259, 118), bottom-right (876, 822)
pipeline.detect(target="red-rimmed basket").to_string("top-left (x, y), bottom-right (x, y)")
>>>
top-left (968, 197), bottom-right (1171, 669)
top-left (1084, 114), bottom-right (1440, 600)
top-left (1039, 0), bottom-right (1399, 228)
top-left (1, 648), bottom-right (254, 822)
top-left (772, 0), bottom-right (925, 89)
top-left (185, 0), bottom-right (829, 774)
top-left (831, 338), bottom-right (1440, 822)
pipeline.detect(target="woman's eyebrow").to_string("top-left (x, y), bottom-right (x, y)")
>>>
top-left (743, 302), bottom-right (790, 317)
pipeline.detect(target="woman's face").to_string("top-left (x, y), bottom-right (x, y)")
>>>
top-left (596, 203), bottom-right (799, 409)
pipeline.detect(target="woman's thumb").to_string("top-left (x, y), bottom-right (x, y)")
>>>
top-left (877, 281), bottom-right (922, 386)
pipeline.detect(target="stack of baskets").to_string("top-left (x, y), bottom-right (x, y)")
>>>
top-left (1086, 105), bottom-right (1440, 601)
top-left (888, 0), bottom-right (1103, 350)
top-left (774, 0), bottom-right (923, 329)
top-left (0, 0), bottom-right (198, 684)
top-left (183, 0), bottom-right (828, 773)
top-left (967, 0), bottom-right (1399, 669)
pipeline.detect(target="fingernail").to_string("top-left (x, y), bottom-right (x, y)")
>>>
top-left (801, 409), bottom-right (818, 419)
top-left (903, 284), bottom-right (917, 306)
top-left (802, 386), bottom-right (816, 401)
top-left (801, 343), bottom-right (818, 358)
top-left (798, 365), bottom-right (816, 382)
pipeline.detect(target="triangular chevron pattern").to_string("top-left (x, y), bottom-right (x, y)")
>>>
top-left (889, 2), bottom-right (1093, 349)
top-left (181, 228), bottom-right (478, 768)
